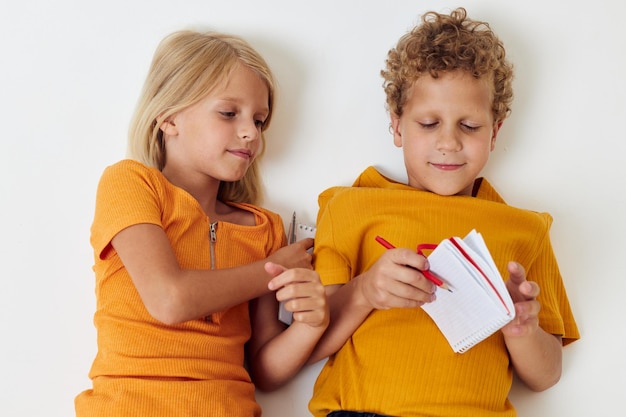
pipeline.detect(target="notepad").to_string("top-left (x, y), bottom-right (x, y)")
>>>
top-left (278, 213), bottom-right (316, 325)
top-left (420, 229), bottom-right (515, 353)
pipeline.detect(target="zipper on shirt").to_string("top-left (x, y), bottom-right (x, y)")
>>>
top-left (205, 221), bottom-right (218, 323)
top-left (209, 222), bottom-right (217, 270)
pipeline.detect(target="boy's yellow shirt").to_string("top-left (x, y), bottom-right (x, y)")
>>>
top-left (309, 166), bottom-right (579, 417)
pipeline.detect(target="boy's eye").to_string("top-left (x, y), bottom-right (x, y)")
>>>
top-left (219, 111), bottom-right (236, 118)
top-left (254, 119), bottom-right (265, 128)
top-left (419, 122), bottom-right (438, 129)
top-left (461, 123), bottom-right (480, 132)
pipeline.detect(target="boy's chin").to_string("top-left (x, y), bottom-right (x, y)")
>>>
top-left (422, 182), bottom-right (474, 197)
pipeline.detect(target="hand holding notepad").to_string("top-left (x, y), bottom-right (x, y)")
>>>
top-left (419, 229), bottom-right (515, 353)
top-left (376, 229), bottom-right (515, 353)
top-left (278, 212), bottom-right (316, 325)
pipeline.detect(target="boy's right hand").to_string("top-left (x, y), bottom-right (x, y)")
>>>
top-left (357, 248), bottom-right (436, 310)
top-left (267, 238), bottom-right (314, 270)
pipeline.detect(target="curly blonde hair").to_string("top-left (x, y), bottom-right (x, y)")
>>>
top-left (127, 30), bottom-right (275, 205)
top-left (382, 7), bottom-right (513, 123)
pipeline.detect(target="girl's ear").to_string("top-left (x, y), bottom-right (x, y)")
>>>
top-left (490, 121), bottom-right (503, 151)
top-left (391, 114), bottom-right (403, 148)
top-left (159, 115), bottom-right (178, 137)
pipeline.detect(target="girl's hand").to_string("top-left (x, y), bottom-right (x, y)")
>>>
top-left (357, 248), bottom-right (436, 310)
top-left (267, 238), bottom-right (314, 270)
top-left (267, 262), bottom-right (329, 329)
top-left (502, 261), bottom-right (541, 338)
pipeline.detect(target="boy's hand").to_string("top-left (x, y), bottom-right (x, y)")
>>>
top-left (502, 261), bottom-right (541, 338)
top-left (358, 248), bottom-right (436, 310)
top-left (266, 262), bottom-right (329, 329)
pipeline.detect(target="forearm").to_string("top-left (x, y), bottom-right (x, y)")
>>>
top-left (506, 329), bottom-right (563, 391)
top-left (145, 260), bottom-right (273, 324)
top-left (308, 277), bottom-right (373, 364)
top-left (251, 321), bottom-right (327, 391)
top-left (114, 223), bottom-right (276, 324)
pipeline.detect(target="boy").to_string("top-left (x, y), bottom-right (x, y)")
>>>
top-left (307, 8), bottom-right (579, 417)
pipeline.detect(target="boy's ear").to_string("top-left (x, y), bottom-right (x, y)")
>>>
top-left (391, 114), bottom-right (403, 147)
top-left (490, 121), bottom-right (503, 151)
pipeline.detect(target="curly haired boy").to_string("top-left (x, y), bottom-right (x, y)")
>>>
top-left (307, 8), bottom-right (579, 417)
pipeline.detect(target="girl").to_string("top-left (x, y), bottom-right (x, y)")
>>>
top-left (75, 30), bottom-right (328, 417)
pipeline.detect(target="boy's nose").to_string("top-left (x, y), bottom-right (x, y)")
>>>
top-left (436, 128), bottom-right (462, 152)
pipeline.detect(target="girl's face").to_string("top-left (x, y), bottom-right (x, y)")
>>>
top-left (391, 70), bottom-right (501, 196)
top-left (160, 63), bottom-right (269, 188)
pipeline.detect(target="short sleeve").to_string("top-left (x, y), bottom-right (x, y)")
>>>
top-left (91, 160), bottom-right (164, 260)
top-left (528, 231), bottom-right (580, 345)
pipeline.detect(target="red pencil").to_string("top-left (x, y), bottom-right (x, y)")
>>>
top-left (375, 235), bottom-right (452, 292)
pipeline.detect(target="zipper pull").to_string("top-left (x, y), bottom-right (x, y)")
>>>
top-left (209, 222), bottom-right (217, 243)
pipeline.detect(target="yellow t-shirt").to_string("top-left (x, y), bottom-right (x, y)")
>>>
top-left (309, 166), bottom-right (579, 417)
top-left (75, 159), bottom-right (285, 417)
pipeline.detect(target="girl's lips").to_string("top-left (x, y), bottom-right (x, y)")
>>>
top-left (229, 149), bottom-right (253, 159)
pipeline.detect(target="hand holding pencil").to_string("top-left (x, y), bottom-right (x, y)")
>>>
top-left (375, 236), bottom-right (452, 292)
top-left (355, 238), bottom-right (440, 310)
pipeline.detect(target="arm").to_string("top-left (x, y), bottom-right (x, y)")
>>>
top-left (112, 223), bottom-right (314, 325)
top-left (308, 248), bottom-right (437, 363)
top-left (502, 261), bottom-right (563, 391)
top-left (246, 262), bottom-right (329, 391)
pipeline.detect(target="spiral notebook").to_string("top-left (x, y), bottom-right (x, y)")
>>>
top-left (278, 212), bottom-right (316, 325)
top-left (420, 230), bottom-right (515, 353)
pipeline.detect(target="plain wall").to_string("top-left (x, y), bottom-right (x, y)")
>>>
top-left (1, 0), bottom-right (624, 415)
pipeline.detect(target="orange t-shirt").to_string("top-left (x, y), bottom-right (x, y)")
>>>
top-left (75, 159), bottom-right (285, 417)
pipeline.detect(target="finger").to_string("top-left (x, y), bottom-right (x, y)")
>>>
top-left (292, 309), bottom-right (329, 327)
top-left (390, 264), bottom-right (437, 295)
top-left (386, 275), bottom-right (436, 301)
top-left (275, 277), bottom-right (324, 301)
top-left (515, 299), bottom-right (541, 319)
top-left (269, 268), bottom-right (319, 291)
top-left (281, 292), bottom-right (325, 312)
top-left (265, 262), bottom-right (288, 290)
top-left (507, 261), bottom-right (526, 285)
top-left (296, 237), bottom-right (314, 251)
top-left (367, 282), bottom-right (435, 309)
top-left (388, 248), bottom-right (429, 272)
top-left (264, 261), bottom-right (287, 277)
top-left (519, 280), bottom-right (539, 299)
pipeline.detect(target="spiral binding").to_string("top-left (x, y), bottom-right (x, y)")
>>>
top-left (453, 316), bottom-right (512, 353)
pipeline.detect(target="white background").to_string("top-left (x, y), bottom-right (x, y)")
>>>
top-left (1, 1), bottom-right (623, 416)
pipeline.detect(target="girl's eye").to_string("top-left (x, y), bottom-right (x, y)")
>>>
top-left (254, 119), bottom-right (265, 128)
top-left (220, 111), bottom-right (236, 118)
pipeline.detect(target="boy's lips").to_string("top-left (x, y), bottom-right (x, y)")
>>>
top-left (431, 162), bottom-right (464, 171)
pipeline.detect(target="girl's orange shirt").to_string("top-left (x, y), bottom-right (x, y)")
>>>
top-left (75, 159), bottom-right (285, 417)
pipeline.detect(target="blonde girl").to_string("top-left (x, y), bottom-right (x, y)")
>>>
top-left (75, 30), bottom-right (328, 417)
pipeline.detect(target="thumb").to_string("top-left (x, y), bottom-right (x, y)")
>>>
top-left (265, 262), bottom-right (288, 290)
top-left (506, 261), bottom-right (535, 301)
top-left (507, 261), bottom-right (526, 285)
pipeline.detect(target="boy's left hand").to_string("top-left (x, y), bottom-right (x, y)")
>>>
top-left (502, 261), bottom-right (541, 338)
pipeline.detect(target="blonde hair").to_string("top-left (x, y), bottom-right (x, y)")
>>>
top-left (382, 8), bottom-right (513, 123)
top-left (127, 30), bottom-right (275, 204)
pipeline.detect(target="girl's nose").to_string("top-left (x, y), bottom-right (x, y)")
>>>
top-left (239, 120), bottom-right (259, 141)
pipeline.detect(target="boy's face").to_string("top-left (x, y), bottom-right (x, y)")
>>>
top-left (391, 70), bottom-right (501, 196)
